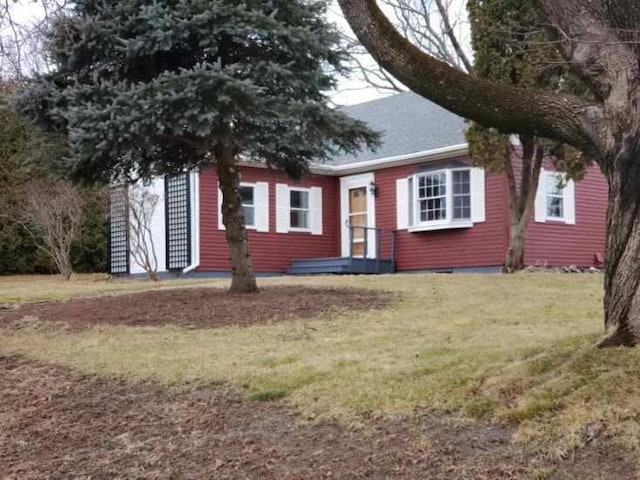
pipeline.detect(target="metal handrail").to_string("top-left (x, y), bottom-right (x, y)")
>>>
top-left (347, 224), bottom-right (397, 272)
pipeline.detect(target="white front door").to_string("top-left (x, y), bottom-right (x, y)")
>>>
top-left (340, 173), bottom-right (376, 258)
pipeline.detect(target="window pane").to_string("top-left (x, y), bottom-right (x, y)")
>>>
top-left (547, 196), bottom-right (563, 218)
top-left (244, 206), bottom-right (255, 226)
top-left (239, 186), bottom-right (254, 205)
top-left (546, 175), bottom-right (563, 195)
top-left (453, 170), bottom-right (470, 195)
top-left (290, 210), bottom-right (309, 229)
top-left (290, 190), bottom-right (309, 209)
top-left (453, 193), bottom-right (471, 220)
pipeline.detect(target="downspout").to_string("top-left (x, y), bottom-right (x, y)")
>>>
top-left (183, 170), bottom-right (200, 274)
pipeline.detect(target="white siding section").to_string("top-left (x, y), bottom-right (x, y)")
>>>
top-left (534, 170), bottom-right (547, 223)
top-left (276, 183), bottom-right (290, 233)
top-left (217, 183), bottom-right (225, 230)
top-left (310, 186), bottom-right (323, 236)
top-left (396, 178), bottom-right (409, 230)
top-left (129, 177), bottom-right (166, 274)
top-left (471, 167), bottom-right (486, 223)
top-left (184, 171), bottom-right (200, 272)
top-left (564, 179), bottom-right (576, 225)
top-left (255, 182), bottom-right (270, 232)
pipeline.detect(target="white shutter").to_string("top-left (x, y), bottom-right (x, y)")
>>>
top-left (217, 183), bottom-right (225, 230)
top-left (534, 170), bottom-right (547, 223)
top-left (471, 167), bottom-right (486, 223)
top-left (564, 178), bottom-right (576, 225)
top-left (255, 182), bottom-right (270, 232)
top-left (276, 183), bottom-right (290, 233)
top-left (310, 186), bottom-right (323, 236)
top-left (396, 178), bottom-right (409, 229)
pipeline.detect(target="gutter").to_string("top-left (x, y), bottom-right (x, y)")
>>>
top-left (182, 170), bottom-right (200, 274)
top-left (234, 143), bottom-right (469, 177)
top-left (323, 143), bottom-right (469, 176)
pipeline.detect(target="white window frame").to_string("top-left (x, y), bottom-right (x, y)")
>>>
top-left (276, 183), bottom-right (323, 235)
top-left (238, 182), bottom-right (257, 229)
top-left (288, 187), bottom-right (311, 232)
top-left (545, 173), bottom-right (565, 222)
top-left (218, 181), bottom-right (269, 232)
top-left (411, 168), bottom-right (473, 230)
top-left (534, 170), bottom-right (576, 225)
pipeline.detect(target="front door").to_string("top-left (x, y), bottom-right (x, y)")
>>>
top-left (348, 187), bottom-right (368, 257)
top-left (340, 173), bottom-right (376, 258)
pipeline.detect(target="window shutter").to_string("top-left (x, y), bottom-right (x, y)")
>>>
top-left (310, 186), bottom-right (323, 236)
top-left (534, 170), bottom-right (547, 223)
top-left (564, 178), bottom-right (576, 225)
top-left (255, 182), bottom-right (270, 232)
top-left (276, 183), bottom-right (289, 233)
top-left (217, 183), bottom-right (225, 230)
top-left (471, 167), bottom-right (486, 223)
top-left (396, 178), bottom-right (409, 229)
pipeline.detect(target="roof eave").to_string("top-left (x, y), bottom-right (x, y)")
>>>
top-left (310, 143), bottom-right (469, 176)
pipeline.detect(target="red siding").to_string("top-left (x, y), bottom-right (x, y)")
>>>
top-left (524, 164), bottom-right (607, 267)
top-left (198, 166), bottom-right (340, 273)
top-left (371, 156), bottom-right (509, 271)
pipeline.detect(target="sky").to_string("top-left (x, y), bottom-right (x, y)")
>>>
top-left (3, 0), bottom-right (469, 107)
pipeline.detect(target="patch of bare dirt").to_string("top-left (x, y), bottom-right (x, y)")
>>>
top-left (0, 355), bottom-right (635, 479)
top-left (0, 286), bottom-right (392, 330)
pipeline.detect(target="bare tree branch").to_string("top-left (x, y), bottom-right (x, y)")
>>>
top-left (337, 0), bottom-right (604, 158)
top-left (16, 178), bottom-right (84, 279)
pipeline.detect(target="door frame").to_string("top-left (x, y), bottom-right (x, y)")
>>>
top-left (339, 172), bottom-right (376, 258)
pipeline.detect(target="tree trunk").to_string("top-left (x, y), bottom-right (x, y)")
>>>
top-left (216, 147), bottom-right (259, 294)
top-left (501, 137), bottom-right (541, 274)
top-left (600, 155), bottom-right (640, 347)
top-left (504, 219), bottom-right (527, 273)
top-left (58, 260), bottom-right (73, 281)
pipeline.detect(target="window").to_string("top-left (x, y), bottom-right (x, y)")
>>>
top-left (414, 169), bottom-right (472, 226)
top-left (239, 185), bottom-right (255, 227)
top-left (290, 189), bottom-right (310, 229)
top-left (396, 167), bottom-right (484, 231)
top-left (545, 174), bottom-right (564, 219)
top-left (534, 170), bottom-right (575, 224)
top-left (276, 184), bottom-right (323, 235)
top-left (418, 172), bottom-right (447, 222)
top-left (452, 170), bottom-right (471, 220)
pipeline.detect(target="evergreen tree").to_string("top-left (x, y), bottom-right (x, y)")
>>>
top-left (466, 0), bottom-right (587, 272)
top-left (0, 97), bottom-right (108, 275)
top-left (14, 0), bottom-right (378, 292)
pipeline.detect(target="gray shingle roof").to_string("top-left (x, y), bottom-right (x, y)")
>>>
top-left (330, 91), bottom-right (467, 166)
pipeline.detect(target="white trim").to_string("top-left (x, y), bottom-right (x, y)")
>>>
top-left (183, 170), bottom-right (200, 274)
top-left (309, 186), bottom-right (323, 236)
top-left (470, 167), bottom-right (486, 223)
top-left (409, 222), bottom-right (473, 233)
top-left (255, 182), bottom-right (270, 232)
top-left (218, 181), bottom-right (259, 231)
top-left (327, 143), bottom-right (468, 175)
top-left (396, 178), bottom-right (410, 230)
top-left (288, 186), bottom-right (312, 233)
top-left (236, 143), bottom-right (470, 176)
top-left (340, 172), bottom-right (376, 258)
top-left (410, 167), bottom-right (475, 230)
top-left (534, 170), bottom-right (576, 225)
top-left (276, 183), bottom-right (290, 233)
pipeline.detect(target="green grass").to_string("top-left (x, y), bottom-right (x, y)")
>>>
top-left (3, 272), bottom-right (638, 454)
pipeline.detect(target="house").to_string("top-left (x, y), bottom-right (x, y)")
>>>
top-left (109, 92), bottom-right (607, 277)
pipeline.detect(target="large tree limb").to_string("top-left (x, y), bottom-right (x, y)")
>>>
top-left (337, 0), bottom-right (606, 158)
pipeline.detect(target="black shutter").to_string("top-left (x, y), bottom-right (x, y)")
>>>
top-left (165, 173), bottom-right (191, 270)
top-left (109, 186), bottom-right (130, 275)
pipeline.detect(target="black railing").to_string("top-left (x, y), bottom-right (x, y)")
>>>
top-left (348, 224), bottom-right (397, 273)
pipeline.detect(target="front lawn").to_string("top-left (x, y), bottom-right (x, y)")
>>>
top-left (2, 272), bottom-right (639, 462)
